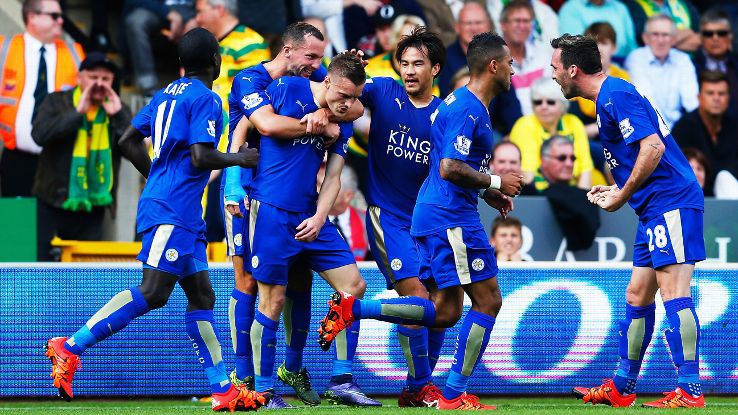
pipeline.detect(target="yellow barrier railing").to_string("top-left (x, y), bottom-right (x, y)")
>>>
top-left (51, 237), bottom-right (227, 263)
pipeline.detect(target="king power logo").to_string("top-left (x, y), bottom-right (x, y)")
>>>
top-left (386, 124), bottom-right (430, 164)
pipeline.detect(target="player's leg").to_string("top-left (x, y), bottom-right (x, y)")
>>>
top-left (277, 263), bottom-right (320, 406)
top-left (425, 278), bottom-right (447, 374)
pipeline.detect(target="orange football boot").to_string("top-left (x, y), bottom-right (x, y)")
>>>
top-left (572, 379), bottom-right (636, 407)
top-left (211, 384), bottom-right (268, 412)
top-left (641, 388), bottom-right (705, 408)
top-left (436, 392), bottom-right (497, 410)
top-left (45, 337), bottom-right (80, 401)
top-left (318, 291), bottom-right (355, 351)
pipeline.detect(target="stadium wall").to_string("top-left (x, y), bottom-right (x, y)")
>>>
top-left (2, 263), bottom-right (736, 397)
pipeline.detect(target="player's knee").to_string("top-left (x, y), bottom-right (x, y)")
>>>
top-left (625, 283), bottom-right (650, 306)
top-left (347, 276), bottom-right (366, 298)
top-left (263, 294), bottom-right (286, 317)
top-left (139, 286), bottom-right (170, 310)
top-left (188, 286), bottom-right (216, 311)
top-left (434, 306), bottom-right (462, 328)
top-left (235, 271), bottom-right (257, 295)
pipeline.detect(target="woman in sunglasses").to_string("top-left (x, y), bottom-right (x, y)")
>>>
top-left (510, 77), bottom-right (595, 190)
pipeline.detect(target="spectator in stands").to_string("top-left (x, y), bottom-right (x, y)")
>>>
top-left (624, 0), bottom-right (701, 52)
top-left (415, 0), bottom-right (456, 46)
top-left (500, 0), bottom-right (552, 114)
top-left (625, 14), bottom-right (699, 129)
top-left (489, 216), bottom-right (525, 262)
top-left (0, 0), bottom-right (85, 198)
top-left (681, 147), bottom-right (711, 195)
top-left (490, 141), bottom-right (537, 195)
top-left (558, 0), bottom-right (638, 60)
top-left (304, 16), bottom-right (337, 59)
top-left (693, 9), bottom-right (738, 116)
top-left (531, 135), bottom-right (578, 191)
top-left (487, 0), bottom-right (559, 47)
top-left (343, 0), bottom-right (426, 55)
top-left (31, 52), bottom-right (132, 261)
top-left (510, 78), bottom-right (593, 190)
top-left (300, 0), bottom-right (383, 55)
top-left (195, 0), bottom-right (270, 242)
top-left (365, 14), bottom-right (430, 90)
top-left (672, 71), bottom-right (738, 193)
top-left (123, 0), bottom-right (197, 97)
top-left (714, 166), bottom-right (738, 199)
top-left (318, 164), bottom-right (369, 261)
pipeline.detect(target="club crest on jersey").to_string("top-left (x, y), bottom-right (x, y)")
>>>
top-left (454, 135), bottom-right (471, 156)
top-left (207, 120), bottom-right (216, 137)
top-left (242, 93), bottom-right (262, 110)
top-left (234, 233), bottom-right (242, 247)
top-left (165, 249), bottom-right (178, 262)
top-left (390, 258), bottom-right (403, 271)
top-left (471, 258), bottom-right (485, 271)
top-left (619, 118), bottom-right (634, 139)
top-left (251, 255), bottom-right (259, 269)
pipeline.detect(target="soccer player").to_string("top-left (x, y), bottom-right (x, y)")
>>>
top-left (318, 32), bottom-right (524, 410)
top-left (549, 34), bottom-right (706, 409)
top-left (246, 53), bottom-right (380, 407)
top-left (44, 28), bottom-right (267, 412)
top-left (359, 26), bottom-right (447, 406)
top-left (222, 23), bottom-right (368, 407)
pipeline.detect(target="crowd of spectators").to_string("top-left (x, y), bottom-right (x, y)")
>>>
top-left (2, 0), bottom-right (738, 260)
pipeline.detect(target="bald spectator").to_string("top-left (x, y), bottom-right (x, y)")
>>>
top-left (558, 0), bottom-right (638, 60)
top-left (0, 0), bottom-right (84, 197)
top-left (500, 0), bottom-right (552, 114)
top-left (693, 9), bottom-right (738, 116)
top-left (624, 0), bottom-right (701, 52)
top-left (626, 14), bottom-right (699, 129)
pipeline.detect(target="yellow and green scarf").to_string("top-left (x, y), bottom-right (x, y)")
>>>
top-left (635, 0), bottom-right (692, 30)
top-left (62, 86), bottom-right (113, 212)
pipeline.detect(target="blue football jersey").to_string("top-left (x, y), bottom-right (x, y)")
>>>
top-left (249, 76), bottom-right (352, 212)
top-left (596, 77), bottom-right (703, 221)
top-left (361, 77), bottom-right (441, 222)
top-left (411, 86), bottom-right (494, 236)
top-left (225, 62), bottom-right (328, 190)
top-left (132, 77), bottom-right (223, 234)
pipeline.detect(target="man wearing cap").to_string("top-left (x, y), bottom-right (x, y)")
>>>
top-left (31, 52), bottom-right (132, 261)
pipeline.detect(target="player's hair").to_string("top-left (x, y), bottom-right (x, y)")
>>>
top-left (491, 216), bottom-right (522, 236)
top-left (328, 53), bottom-right (366, 86)
top-left (700, 8), bottom-right (732, 31)
top-left (645, 14), bottom-right (676, 35)
top-left (550, 34), bottom-right (602, 75)
top-left (467, 32), bottom-right (507, 75)
top-left (178, 28), bottom-right (220, 73)
top-left (531, 77), bottom-right (569, 112)
top-left (22, 0), bottom-right (55, 24)
top-left (698, 70), bottom-right (729, 91)
top-left (395, 26), bottom-right (446, 77)
top-left (585, 22), bottom-right (617, 45)
top-left (492, 141), bottom-right (521, 162)
top-left (500, 0), bottom-right (534, 23)
top-left (283, 22), bottom-right (324, 47)
top-left (540, 135), bottom-right (573, 158)
top-left (204, 0), bottom-right (237, 16)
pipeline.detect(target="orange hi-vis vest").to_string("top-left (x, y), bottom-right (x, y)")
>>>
top-left (0, 34), bottom-right (83, 150)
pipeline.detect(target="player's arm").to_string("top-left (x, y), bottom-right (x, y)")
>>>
top-left (190, 143), bottom-right (258, 170)
top-left (440, 159), bottom-right (522, 197)
top-left (224, 116), bottom-right (253, 218)
top-left (596, 134), bottom-right (663, 212)
top-left (118, 125), bottom-right (152, 178)
top-left (295, 153), bottom-right (344, 242)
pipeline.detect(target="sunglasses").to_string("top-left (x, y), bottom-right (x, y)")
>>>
top-left (701, 30), bottom-right (730, 38)
top-left (35, 11), bottom-right (63, 20)
top-left (548, 154), bottom-right (576, 162)
top-left (532, 99), bottom-right (557, 106)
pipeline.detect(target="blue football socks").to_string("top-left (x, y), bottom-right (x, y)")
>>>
top-left (664, 297), bottom-right (702, 397)
top-left (398, 326), bottom-right (432, 391)
top-left (352, 296), bottom-right (436, 327)
top-left (443, 310), bottom-right (495, 400)
top-left (284, 289), bottom-right (311, 373)
top-left (613, 303), bottom-right (655, 395)
top-left (185, 310), bottom-right (230, 394)
top-left (251, 311), bottom-right (279, 393)
top-left (229, 289), bottom-right (255, 380)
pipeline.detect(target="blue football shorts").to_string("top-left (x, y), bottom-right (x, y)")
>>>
top-left (138, 224), bottom-right (208, 278)
top-left (248, 199), bottom-right (355, 286)
top-left (413, 225), bottom-right (498, 290)
top-left (633, 208), bottom-right (706, 269)
top-left (366, 206), bottom-right (426, 289)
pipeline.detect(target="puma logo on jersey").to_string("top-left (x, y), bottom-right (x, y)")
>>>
top-left (296, 100), bottom-right (309, 113)
top-left (241, 76), bottom-right (252, 82)
top-left (395, 98), bottom-right (404, 109)
top-left (468, 114), bottom-right (478, 123)
top-left (277, 78), bottom-right (285, 86)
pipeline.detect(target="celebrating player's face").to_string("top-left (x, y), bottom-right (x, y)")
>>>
top-left (550, 49), bottom-right (575, 99)
top-left (286, 35), bottom-right (325, 78)
top-left (494, 47), bottom-right (514, 93)
top-left (325, 76), bottom-right (364, 116)
top-left (399, 46), bottom-right (438, 98)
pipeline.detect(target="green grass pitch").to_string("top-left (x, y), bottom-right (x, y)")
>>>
top-left (2, 396), bottom-right (738, 414)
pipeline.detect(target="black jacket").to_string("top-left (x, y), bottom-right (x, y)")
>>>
top-left (692, 49), bottom-right (738, 117)
top-left (31, 89), bottom-right (132, 209)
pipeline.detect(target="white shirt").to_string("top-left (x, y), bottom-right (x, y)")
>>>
top-left (625, 46), bottom-right (699, 130)
top-left (329, 209), bottom-right (352, 244)
top-left (16, 32), bottom-right (56, 154)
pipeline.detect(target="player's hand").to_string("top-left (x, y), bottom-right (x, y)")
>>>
top-left (499, 172), bottom-right (524, 197)
top-left (338, 48), bottom-right (369, 67)
top-left (482, 189), bottom-right (514, 218)
top-left (225, 202), bottom-right (242, 218)
top-left (76, 84), bottom-right (92, 114)
top-left (237, 144), bottom-right (259, 168)
top-left (301, 108), bottom-right (330, 135)
top-left (295, 215), bottom-right (325, 242)
top-left (592, 186), bottom-right (626, 212)
top-left (323, 122), bottom-right (341, 147)
top-left (587, 184), bottom-right (617, 204)
top-left (101, 83), bottom-right (122, 115)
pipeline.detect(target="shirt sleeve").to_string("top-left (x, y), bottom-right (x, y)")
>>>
top-left (609, 90), bottom-right (659, 145)
top-left (328, 122), bottom-right (353, 158)
top-left (359, 77), bottom-right (382, 109)
top-left (439, 106), bottom-right (478, 162)
top-left (234, 75), bottom-right (272, 119)
top-left (310, 65), bottom-right (328, 82)
top-left (188, 93), bottom-right (223, 147)
top-left (131, 99), bottom-right (153, 137)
